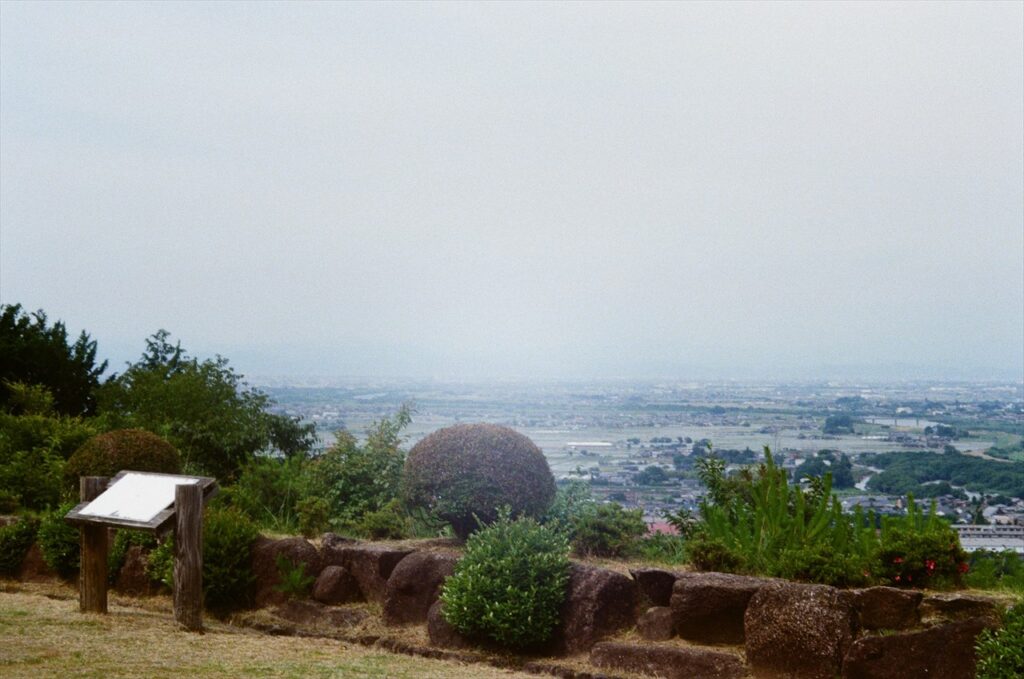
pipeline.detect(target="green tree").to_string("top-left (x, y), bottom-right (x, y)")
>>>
top-left (97, 331), bottom-right (314, 481)
top-left (0, 304), bottom-right (107, 416)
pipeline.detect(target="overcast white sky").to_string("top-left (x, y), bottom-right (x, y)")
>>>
top-left (1, 1), bottom-right (1022, 381)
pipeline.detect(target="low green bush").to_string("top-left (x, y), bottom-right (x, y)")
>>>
top-left (441, 510), bottom-right (570, 649)
top-left (975, 603), bottom-right (1024, 679)
top-left (0, 516), bottom-right (39, 575)
top-left (634, 532), bottom-right (687, 565)
top-left (876, 496), bottom-right (968, 589)
top-left (224, 455), bottom-right (312, 534)
top-left (37, 502), bottom-right (80, 578)
top-left (274, 554), bottom-right (315, 599)
top-left (353, 499), bottom-right (409, 539)
top-left (966, 551), bottom-right (1024, 594)
top-left (569, 502), bottom-right (647, 558)
top-left (147, 506), bottom-right (260, 613)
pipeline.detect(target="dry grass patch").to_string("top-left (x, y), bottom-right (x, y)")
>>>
top-left (0, 589), bottom-right (535, 678)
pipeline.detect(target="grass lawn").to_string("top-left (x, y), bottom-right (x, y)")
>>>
top-left (0, 588), bottom-right (535, 678)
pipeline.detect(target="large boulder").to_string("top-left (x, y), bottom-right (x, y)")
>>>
top-left (630, 567), bottom-right (679, 607)
top-left (842, 618), bottom-right (995, 679)
top-left (427, 600), bottom-right (471, 649)
top-left (555, 564), bottom-right (637, 654)
top-left (114, 545), bottom-right (158, 596)
top-left (312, 565), bottom-right (362, 605)
top-left (320, 542), bottom-right (414, 603)
top-left (744, 581), bottom-right (856, 679)
top-left (671, 572), bottom-right (768, 644)
top-left (382, 551), bottom-right (459, 625)
top-left (591, 641), bottom-right (746, 679)
top-left (920, 592), bottom-right (1004, 624)
top-left (637, 606), bottom-right (675, 641)
top-left (854, 587), bottom-right (921, 630)
top-left (18, 543), bottom-right (55, 582)
top-left (252, 536), bottom-right (322, 607)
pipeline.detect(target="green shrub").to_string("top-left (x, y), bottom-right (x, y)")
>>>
top-left (403, 424), bottom-right (556, 540)
top-left (64, 429), bottom-right (180, 491)
top-left (0, 517), bottom-right (39, 575)
top-left (876, 496), bottom-right (968, 589)
top-left (37, 502), bottom-right (80, 578)
top-left (569, 503), bottom-right (647, 558)
top-left (634, 532), bottom-right (687, 565)
top-left (441, 511), bottom-right (570, 649)
top-left (274, 554), bottom-right (315, 598)
top-left (295, 496), bottom-right (330, 538)
top-left (966, 551), bottom-right (1024, 594)
top-left (354, 499), bottom-right (409, 539)
top-left (225, 455), bottom-right (313, 533)
top-left (145, 506), bottom-right (259, 613)
top-left (976, 603), bottom-right (1024, 679)
top-left (313, 408), bottom-right (410, 528)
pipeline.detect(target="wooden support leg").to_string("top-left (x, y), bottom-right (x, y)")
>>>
top-left (174, 483), bottom-right (203, 632)
top-left (79, 476), bottom-right (109, 614)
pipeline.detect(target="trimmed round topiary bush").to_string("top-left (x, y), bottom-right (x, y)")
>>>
top-left (402, 423), bottom-right (556, 539)
top-left (64, 429), bottom-right (181, 489)
top-left (441, 510), bottom-right (570, 649)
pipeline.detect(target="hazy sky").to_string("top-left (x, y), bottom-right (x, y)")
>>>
top-left (1, 1), bottom-right (1022, 381)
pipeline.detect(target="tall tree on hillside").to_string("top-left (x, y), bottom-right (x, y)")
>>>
top-left (0, 304), bottom-right (107, 416)
top-left (97, 330), bottom-right (315, 480)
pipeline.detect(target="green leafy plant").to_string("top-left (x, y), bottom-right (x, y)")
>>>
top-left (37, 501), bottom-right (80, 578)
top-left (634, 532), bottom-right (688, 565)
top-left (312, 408), bottom-right (411, 529)
top-left (687, 448), bottom-right (878, 586)
top-left (274, 554), bottom-right (315, 599)
top-left (0, 516), bottom-right (39, 575)
top-left (876, 495), bottom-right (968, 588)
top-left (353, 499), bottom-right (409, 539)
top-left (975, 603), bottom-right (1024, 679)
top-left (146, 506), bottom-right (260, 613)
top-left (441, 510), bottom-right (570, 649)
top-left (569, 502), bottom-right (647, 558)
top-left (403, 423), bottom-right (556, 540)
top-left (966, 551), bottom-right (1024, 595)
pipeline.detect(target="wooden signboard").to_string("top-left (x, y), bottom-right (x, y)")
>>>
top-left (66, 470), bottom-right (218, 535)
top-left (65, 471), bottom-right (218, 631)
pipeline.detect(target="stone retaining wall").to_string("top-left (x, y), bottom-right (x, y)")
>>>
top-left (11, 535), bottom-right (1013, 679)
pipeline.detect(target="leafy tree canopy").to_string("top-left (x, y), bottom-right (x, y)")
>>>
top-left (0, 304), bottom-right (107, 416)
top-left (97, 330), bottom-right (315, 481)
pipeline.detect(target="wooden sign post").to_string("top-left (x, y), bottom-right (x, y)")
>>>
top-left (65, 471), bottom-right (217, 631)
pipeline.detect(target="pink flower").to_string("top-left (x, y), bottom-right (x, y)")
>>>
top-left (893, 556), bottom-right (904, 564)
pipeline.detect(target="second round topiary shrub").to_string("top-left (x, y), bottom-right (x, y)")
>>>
top-left (402, 424), bottom-right (556, 539)
top-left (64, 429), bottom-right (182, 490)
top-left (441, 510), bottom-right (570, 649)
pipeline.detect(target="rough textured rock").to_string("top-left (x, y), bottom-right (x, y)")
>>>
top-left (312, 565), bottom-right (362, 605)
top-left (920, 592), bottom-right (1003, 624)
top-left (591, 641), bottom-right (746, 679)
top-left (382, 551), bottom-right (459, 625)
top-left (273, 599), bottom-right (368, 627)
top-left (252, 536), bottom-right (323, 607)
top-left (671, 572), bottom-right (768, 644)
top-left (114, 545), bottom-right (158, 596)
top-left (427, 600), bottom-right (471, 649)
top-left (630, 568), bottom-right (678, 607)
top-left (842, 618), bottom-right (994, 679)
top-left (18, 543), bottom-right (55, 582)
top-left (854, 587), bottom-right (922, 630)
top-left (555, 563), bottom-right (638, 654)
top-left (320, 542), bottom-right (414, 603)
top-left (745, 581), bottom-right (856, 679)
top-left (637, 606), bottom-right (675, 641)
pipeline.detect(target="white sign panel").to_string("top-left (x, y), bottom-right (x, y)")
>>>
top-left (79, 472), bottom-right (201, 523)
